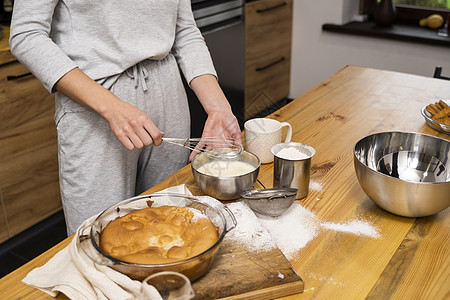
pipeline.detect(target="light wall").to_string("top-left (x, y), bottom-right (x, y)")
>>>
top-left (290, 0), bottom-right (450, 98)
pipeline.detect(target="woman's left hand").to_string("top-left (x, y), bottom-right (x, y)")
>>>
top-left (189, 74), bottom-right (242, 161)
top-left (190, 109), bottom-right (242, 161)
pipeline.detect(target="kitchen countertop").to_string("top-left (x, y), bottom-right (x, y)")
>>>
top-left (0, 65), bottom-right (449, 299)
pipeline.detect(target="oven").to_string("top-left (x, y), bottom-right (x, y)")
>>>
top-left (192, 0), bottom-right (244, 34)
top-left (187, 0), bottom-right (246, 137)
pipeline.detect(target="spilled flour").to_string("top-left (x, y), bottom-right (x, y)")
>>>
top-left (321, 219), bottom-right (380, 239)
top-left (196, 194), bottom-right (380, 260)
top-left (225, 202), bottom-right (277, 253)
top-left (257, 203), bottom-right (320, 259)
top-left (309, 180), bottom-right (323, 192)
top-left (224, 201), bottom-right (380, 260)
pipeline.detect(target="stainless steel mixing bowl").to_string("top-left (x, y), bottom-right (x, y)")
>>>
top-left (191, 149), bottom-right (260, 200)
top-left (354, 131), bottom-right (450, 217)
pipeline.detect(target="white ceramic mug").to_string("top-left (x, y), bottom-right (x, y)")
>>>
top-left (244, 118), bottom-right (292, 164)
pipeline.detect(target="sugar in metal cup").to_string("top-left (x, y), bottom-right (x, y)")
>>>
top-left (271, 142), bottom-right (316, 199)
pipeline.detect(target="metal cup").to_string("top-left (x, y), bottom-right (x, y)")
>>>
top-left (271, 142), bottom-right (316, 199)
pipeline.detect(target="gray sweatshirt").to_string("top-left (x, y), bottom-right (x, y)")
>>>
top-left (9, 0), bottom-right (216, 92)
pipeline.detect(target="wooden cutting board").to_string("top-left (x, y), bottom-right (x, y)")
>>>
top-left (191, 234), bottom-right (304, 299)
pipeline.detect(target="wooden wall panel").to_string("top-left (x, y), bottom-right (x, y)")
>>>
top-left (0, 60), bottom-right (61, 242)
top-left (245, 0), bottom-right (293, 119)
top-left (245, 0), bottom-right (293, 61)
top-left (245, 48), bottom-right (291, 118)
top-left (0, 189), bottom-right (10, 242)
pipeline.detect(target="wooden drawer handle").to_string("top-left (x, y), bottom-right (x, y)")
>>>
top-left (7, 72), bottom-right (32, 80)
top-left (256, 2), bottom-right (287, 13)
top-left (256, 57), bottom-right (285, 72)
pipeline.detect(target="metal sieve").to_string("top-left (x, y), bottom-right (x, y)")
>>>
top-left (240, 188), bottom-right (298, 217)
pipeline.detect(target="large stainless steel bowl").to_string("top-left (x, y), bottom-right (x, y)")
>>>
top-left (191, 149), bottom-right (260, 200)
top-left (78, 193), bottom-right (236, 281)
top-left (354, 131), bottom-right (450, 217)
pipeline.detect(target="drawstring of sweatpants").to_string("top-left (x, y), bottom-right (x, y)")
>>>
top-left (126, 61), bottom-right (149, 92)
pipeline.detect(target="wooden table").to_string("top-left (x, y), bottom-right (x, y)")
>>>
top-left (1, 65), bottom-right (449, 299)
top-left (0, 26), bottom-right (16, 65)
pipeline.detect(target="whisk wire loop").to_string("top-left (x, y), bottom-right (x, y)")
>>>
top-left (162, 137), bottom-right (243, 158)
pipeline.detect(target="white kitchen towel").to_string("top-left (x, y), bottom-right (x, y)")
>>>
top-left (22, 184), bottom-right (193, 300)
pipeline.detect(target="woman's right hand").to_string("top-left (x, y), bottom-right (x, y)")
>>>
top-left (54, 68), bottom-right (163, 150)
top-left (102, 99), bottom-right (164, 150)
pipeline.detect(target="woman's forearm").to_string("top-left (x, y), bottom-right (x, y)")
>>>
top-left (54, 68), bottom-right (163, 149)
top-left (189, 74), bottom-right (241, 144)
top-left (189, 74), bottom-right (233, 115)
top-left (54, 68), bottom-right (121, 117)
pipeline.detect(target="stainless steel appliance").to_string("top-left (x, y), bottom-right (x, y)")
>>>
top-left (192, 0), bottom-right (244, 34)
top-left (187, 0), bottom-right (245, 137)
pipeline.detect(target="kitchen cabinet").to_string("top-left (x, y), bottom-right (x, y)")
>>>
top-left (0, 57), bottom-right (61, 243)
top-left (245, 0), bottom-right (293, 119)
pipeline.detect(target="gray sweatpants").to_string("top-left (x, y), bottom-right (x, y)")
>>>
top-left (55, 55), bottom-right (190, 235)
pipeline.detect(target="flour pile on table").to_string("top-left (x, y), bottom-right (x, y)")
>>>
top-left (225, 201), bottom-right (380, 260)
top-left (195, 193), bottom-right (380, 260)
top-left (309, 179), bottom-right (323, 192)
top-left (224, 202), bottom-right (277, 253)
top-left (257, 203), bottom-right (320, 259)
top-left (321, 219), bottom-right (380, 239)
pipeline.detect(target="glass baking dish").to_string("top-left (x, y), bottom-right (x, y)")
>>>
top-left (78, 193), bottom-right (236, 281)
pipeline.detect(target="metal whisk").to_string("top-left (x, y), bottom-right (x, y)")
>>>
top-left (162, 137), bottom-right (243, 158)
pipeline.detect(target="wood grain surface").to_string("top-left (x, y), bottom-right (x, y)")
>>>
top-left (0, 59), bottom-right (60, 242)
top-left (1, 65), bottom-right (449, 300)
top-left (191, 239), bottom-right (303, 299)
top-left (0, 27), bottom-right (15, 66)
top-left (245, 0), bottom-right (292, 118)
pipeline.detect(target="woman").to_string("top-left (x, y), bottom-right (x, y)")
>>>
top-left (9, 0), bottom-right (241, 235)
